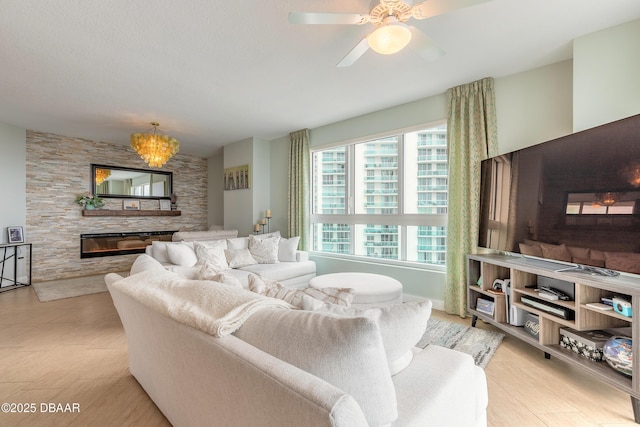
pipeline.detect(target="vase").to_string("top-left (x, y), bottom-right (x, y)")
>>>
top-left (603, 336), bottom-right (632, 377)
top-left (85, 205), bottom-right (95, 210)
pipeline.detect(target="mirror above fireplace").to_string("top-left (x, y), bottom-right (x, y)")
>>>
top-left (91, 164), bottom-right (173, 199)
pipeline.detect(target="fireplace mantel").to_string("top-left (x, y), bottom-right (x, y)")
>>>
top-left (82, 210), bottom-right (181, 217)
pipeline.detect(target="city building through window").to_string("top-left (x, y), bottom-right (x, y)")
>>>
top-left (310, 123), bottom-right (448, 266)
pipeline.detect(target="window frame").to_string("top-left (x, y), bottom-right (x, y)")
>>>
top-left (309, 121), bottom-right (448, 269)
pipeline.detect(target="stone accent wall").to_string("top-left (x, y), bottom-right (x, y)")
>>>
top-left (26, 131), bottom-right (208, 282)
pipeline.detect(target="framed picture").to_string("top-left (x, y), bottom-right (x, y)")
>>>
top-left (7, 226), bottom-right (24, 244)
top-left (224, 164), bottom-right (250, 191)
top-left (159, 199), bottom-right (171, 211)
top-left (123, 200), bottom-right (141, 210)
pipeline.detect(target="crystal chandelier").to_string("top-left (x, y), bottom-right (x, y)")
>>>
top-left (94, 168), bottom-right (111, 185)
top-left (130, 122), bottom-right (180, 168)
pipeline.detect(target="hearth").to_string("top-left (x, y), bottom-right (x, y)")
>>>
top-left (80, 230), bottom-right (176, 258)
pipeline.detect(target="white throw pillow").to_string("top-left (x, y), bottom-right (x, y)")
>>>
top-left (248, 275), bottom-right (354, 308)
top-left (193, 240), bottom-right (229, 270)
top-left (251, 230), bottom-right (281, 240)
top-left (224, 248), bottom-right (258, 268)
top-left (310, 300), bottom-right (433, 375)
top-left (166, 265), bottom-right (201, 279)
top-left (234, 309), bottom-right (397, 426)
top-left (130, 254), bottom-right (166, 276)
top-left (226, 237), bottom-right (249, 250)
top-left (248, 235), bottom-right (280, 264)
top-left (166, 242), bottom-right (198, 267)
top-left (278, 236), bottom-right (300, 262)
top-left (151, 241), bottom-right (174, 263)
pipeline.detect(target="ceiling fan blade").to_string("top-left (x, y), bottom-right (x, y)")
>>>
top-left (336, 37), bottom-right (370, 68)
top-left (409, 27), bottom-right (445, 61)
top-left (411, 0), bottom-right (491, 20)
top-left (288, 12), bottom-right (369, 25)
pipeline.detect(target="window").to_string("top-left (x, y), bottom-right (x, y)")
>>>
top-left (311, 123), bottom-right (448, 266)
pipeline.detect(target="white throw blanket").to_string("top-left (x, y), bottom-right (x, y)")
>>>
top-left (110, 269), bottom-right (293, 337)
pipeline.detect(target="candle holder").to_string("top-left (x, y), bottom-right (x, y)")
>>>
top-left (266, 217), bottom-right (271, 233)
top-left (260, 223), bottom-right (265, 234)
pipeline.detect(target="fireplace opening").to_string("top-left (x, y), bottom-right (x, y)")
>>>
top-left (80, 230), bottom-right (177, 258)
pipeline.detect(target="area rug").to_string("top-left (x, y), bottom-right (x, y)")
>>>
top-left (418, 318), bottom-right (504, 368)
top-left (32, 275), bottom-right (109, 302)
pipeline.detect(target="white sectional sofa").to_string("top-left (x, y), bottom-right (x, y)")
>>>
top-left (105, 267), bottom-right (488, 427)
top-left (146, 229), bottom-right (316, 288)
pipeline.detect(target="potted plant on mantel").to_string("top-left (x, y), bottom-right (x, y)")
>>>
top-left (75, 194), bottom-right (105, 210)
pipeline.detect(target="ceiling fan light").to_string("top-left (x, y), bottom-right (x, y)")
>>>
top-left (367, 20), bottom-right (412, 55)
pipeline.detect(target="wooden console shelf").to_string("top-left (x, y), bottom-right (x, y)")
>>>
top-left (82, 210), bottom-right (181, 217)
top-left (467, 253), bottom-right (640, 423)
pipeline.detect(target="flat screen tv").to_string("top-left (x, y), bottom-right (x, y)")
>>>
top-left (478, 113), bottom-right (640, 276)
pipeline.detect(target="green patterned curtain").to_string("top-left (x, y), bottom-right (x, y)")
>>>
top-left (445, 78), bottom-right (498, 317)
top-left (288, 129), bottom-right (310, 250)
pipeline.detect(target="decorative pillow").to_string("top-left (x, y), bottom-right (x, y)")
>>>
top-left (539, 243), bottom-right (572, 262)
top-left (248, 235), bottom-right (280, 264)
top-left (234, 309), bottom-right (397, 426)
top-left (151, 241), bottom-right (174, 263)
top-left (278, 236), bottom-right (300, 262)
top-left (226, 237), bottom-right (249, 250)
top-left (193, 241), bottom-right (229, 270)
top-left (248, 274), bottom-right (354, 308)
top-left (166, 243), bottom-right (198, 267)
top-left (309, 300), bottom-right (433, 375)
top-left (130, 254), bottom-right (166, 276)
top-left (224, 248), bottom-right (258, 268)
top-left (251, 230), bottom-right (281, 240)
top-left (566, 245), bottom-right (590, 260)
top-left (519, 242), bottom-right (542, 257)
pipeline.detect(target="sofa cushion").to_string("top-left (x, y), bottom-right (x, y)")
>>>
top-left (194, 241), bottom-right (229, 270)
top-left (130, 254), bottom-right (166, 275)
top-left (519, 242), bottom-right (542, 257)
top-left (224, 248), bottom-right (258, 268)
top-left (248, 235), bottom-right (280, 264)
top-left (234, 309), bottom-right (398, 426)
top-left (166, 265), bottom-right (201, 279)
top-left (248, 274), bottom-right (353, 308)
top-left (167, 242), bottom-right (198, 267)
top-left (278, 236), bottom-right (300, 262)
top-left (539, 243), bottom-right (572, 262)
top-left (605, 251), bottom-right (640, 274)
top-left (309, 300), bottom-right (432, 375)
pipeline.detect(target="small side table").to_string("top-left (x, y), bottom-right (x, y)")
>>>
top-left (0, 242), bottom-right (32, 292)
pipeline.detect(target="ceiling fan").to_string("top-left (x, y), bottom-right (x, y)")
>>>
top-left (289, 0), bottom-right (490, 67)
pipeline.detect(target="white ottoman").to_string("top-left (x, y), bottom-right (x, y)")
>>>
top-left (309, 272), bottom-right (403, 308)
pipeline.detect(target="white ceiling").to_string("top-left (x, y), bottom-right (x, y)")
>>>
top-left (1, 0), bottom-right (640, 158)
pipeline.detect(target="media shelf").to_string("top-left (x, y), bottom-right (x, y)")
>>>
top-left (467, 253), bottom-right (639, 422)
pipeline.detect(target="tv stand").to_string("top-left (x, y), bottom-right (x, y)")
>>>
top-left (467, 253), bottom-right (640, 423)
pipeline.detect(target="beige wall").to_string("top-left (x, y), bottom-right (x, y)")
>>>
top-left (26, 131), bottom-right (207, 282)
top-left (574, 18), bottom-right (640, 131)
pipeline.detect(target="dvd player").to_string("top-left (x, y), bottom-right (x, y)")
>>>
top-left (520, 295), bottom-right (574, 320)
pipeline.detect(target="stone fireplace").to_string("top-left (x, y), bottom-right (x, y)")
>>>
top-left (80, 230), bottom-right (176, 258)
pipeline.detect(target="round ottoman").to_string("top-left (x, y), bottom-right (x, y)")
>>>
top-left (309, 272), bottom-right (403, 308)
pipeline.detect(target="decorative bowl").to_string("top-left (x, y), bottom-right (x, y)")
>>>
top-left (603, 336), bottom-right (632, 377)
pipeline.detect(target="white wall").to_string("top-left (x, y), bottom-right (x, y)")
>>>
top-left (0, 123), bottom-right (27, 244)
top-left (494, 60), bottom-right (574, 154)
top-left (223, 138), bottom-right (254, 235)
top-left (252, 138), bottom-right (271, 228)
top-left (207, 151), bottom-right (224, 227)
top-left (574, 18), bottom-right (640, 131)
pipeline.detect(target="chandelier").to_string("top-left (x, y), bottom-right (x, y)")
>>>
top-left (94, 168), bottom-right (111, 185)
top-left (594, 192), bottom-right (622, 206)
top-left (130, 122), bottom-right (180, 168)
